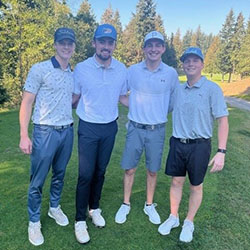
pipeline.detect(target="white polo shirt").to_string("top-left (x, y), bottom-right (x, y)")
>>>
top-left (74, 56), bottom-right (127, 123)
top-left (24, 57), bottom-right (74, 126)
top-left (127, 61), bottom-right (179, 125)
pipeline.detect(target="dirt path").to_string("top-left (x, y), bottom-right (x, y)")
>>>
top-left (225, 97), bottom-right (250, 111)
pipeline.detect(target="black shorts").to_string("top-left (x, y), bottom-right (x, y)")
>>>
top-left (165, 136), bottom-right (211, 186)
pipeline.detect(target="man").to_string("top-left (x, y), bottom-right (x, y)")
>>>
top-left (158, 47), bottom-right (229, 243)
top-left (72, 24), bottom-right (127, 244)
top-left (19, 27), bottom-right (76, 246)
top-left (115, 31), bottom-right (179, 225)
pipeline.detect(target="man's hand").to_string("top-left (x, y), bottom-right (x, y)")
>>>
top-left (209, 152), bottom-right (225, 173)
top-left (19, 136), bottom-right (32, 154)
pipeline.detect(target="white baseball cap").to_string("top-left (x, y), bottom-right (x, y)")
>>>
top-left (144, 31), bottom-right (164, 46)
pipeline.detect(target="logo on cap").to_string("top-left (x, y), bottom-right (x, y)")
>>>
top-left (103, 28), bottom-right (112, 34)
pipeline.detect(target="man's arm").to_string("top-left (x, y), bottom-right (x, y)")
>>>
top-left (72, 93), bottom-right (80, 109)
top-left (119, 95), bottom-right (129, 107)
top-left (209, 116), bottom-right (229, 173)
top-left (19, 91), bottom-right (36, 154)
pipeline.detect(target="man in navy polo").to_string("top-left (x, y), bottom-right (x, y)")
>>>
top-left (72, 24), bottom-right (127, 244)
top-left (158, 47), bottom-right (229, 243)
top-left (19, 27), bottom-right (76, 246)
top-left (115, 31), bottom-right (179, 226)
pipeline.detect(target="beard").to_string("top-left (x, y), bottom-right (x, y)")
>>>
top-left (96, 50), bottom-right (111, 61)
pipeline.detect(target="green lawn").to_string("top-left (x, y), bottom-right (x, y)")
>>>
top-left (0, 105), bottom-right (250, 250)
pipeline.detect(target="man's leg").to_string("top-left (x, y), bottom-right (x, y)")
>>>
top-left (170, 176), bottom-right (186, 216)
top-left (186, 183), bottom-right (203, 221)
top-left (146, 170), bottom-right (157, 204)
top-left (50, 126), bottom-right (74, 208)
top-left (123, 168), bottom-right (136, 204)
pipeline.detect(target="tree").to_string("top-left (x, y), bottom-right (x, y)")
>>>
top-left (121, 0), bottom-right (158, 65)
top-left (100, 5), bottom-right (123, 61)
top-left (172, 28), bottom-right (182, 69)
top-left (204, 36), bottom-right (220, 77)
top-left (238, 18), bottom-right (250, 78)
top-left (0, 0), bottom-right (55, 106)
top-left (217, 9), bottom-right (235, 82)
top-left (231, 12), bottom-right (245, 76)
top-left (73, 0), bottom-right (97, 64)
top-left (182, 29), bottom-right (193, 51)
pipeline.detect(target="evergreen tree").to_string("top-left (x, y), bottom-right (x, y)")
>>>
top-left (73, 0), bottom-right (97, 64)
top-left (238, 18), bottom-right (250, 78)
top-left (182, 29), bottom-right (193, 51)
top-left (231, 12), bottom-right (245, 75)
top-left (204, 36), bottom-right (220, 76)
top-left (172, 28), bottom-right (183, 69)
top-left (217, 9), bottom-right (235, 82)
top-left (122, 0), bottom-right (159, 65)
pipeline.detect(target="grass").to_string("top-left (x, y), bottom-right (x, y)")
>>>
top-left (0, 105), bottom-right (250, 250)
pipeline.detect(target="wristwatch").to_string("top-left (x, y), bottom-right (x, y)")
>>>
top-left (217, 148), bottom-right (227, 154)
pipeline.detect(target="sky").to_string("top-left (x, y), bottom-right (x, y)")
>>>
top-left (67, 0), bottom-right (250, 37)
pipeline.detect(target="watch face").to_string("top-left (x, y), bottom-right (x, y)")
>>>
top-left (217, 149), bottom-right (226, 154)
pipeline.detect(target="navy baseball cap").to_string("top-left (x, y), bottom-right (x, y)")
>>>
top-left (54, 27), bottom-right (76, 43)
top-left (94, 24), bottom-right (117, 40)
top-left (180, 47), bottom-right (204, 62)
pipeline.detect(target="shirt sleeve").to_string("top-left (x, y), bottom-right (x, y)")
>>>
top-left (73, 64), bottom-right (81, 95)
top-left (211, 85), bottom-right (229, 119)
top-left (23, 63), bottom-right (42, 94)
top-left (168, 71), bottom-right (180, 113)
top-left (120, 67), bottom-right (129, 95)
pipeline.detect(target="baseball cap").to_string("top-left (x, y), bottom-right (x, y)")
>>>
top-left (54, 27), bottom-right (76, 43)
top-left (94, 24), bottom-right (117, 40)
top-left (180, 47), bottom-right (204, 62)
top-left (144, 31), bottom-right (164, 46)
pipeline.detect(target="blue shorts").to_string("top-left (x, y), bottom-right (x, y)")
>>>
top-left (121, 121), bottom-right (166, 173)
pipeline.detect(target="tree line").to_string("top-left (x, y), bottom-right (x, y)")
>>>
top-left (0, 0), bottom-right (250, 107)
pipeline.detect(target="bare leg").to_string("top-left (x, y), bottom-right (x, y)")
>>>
top-left (186, 183), bottom-right (203, 222)
top-left (146, 170), bottom-right (157, 204)
top-left (123, 168), bottom-right (136, 204)
top-left (170, 177), bottom-right (186, 216)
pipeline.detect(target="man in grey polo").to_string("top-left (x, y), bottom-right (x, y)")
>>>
top-left (158, 47), bottom-right (229, 243)
top-left (115, 31), bottom-right (179, 225)
top-left (72, 24), bottom-right (127, 244)
top-left (19, 27), bottom-right (76, 246)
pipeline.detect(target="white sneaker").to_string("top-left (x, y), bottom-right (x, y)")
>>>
top-left (75, 221), bottom-right (90, 244)
top-left (115, 204), bottom-right (131, 224)
top-left (89, 208), bottom-right (105, 227)
top-left (158, 214), bottom-right (180, 235)
top-left (143, 203), bottom-right (161, 225)
top-left (179, 219), bottom-right (194, 243)
top-left (48, 205), bottom-right (69, 226)
top-left (28, 221), bottom-right (44, 246)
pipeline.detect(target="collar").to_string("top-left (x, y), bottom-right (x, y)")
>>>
top-left (185, 76), bottom-right (206, 89)
top-left (92, 54), bottom-right (115, 69)
top-left (142, 60), bottom-right (163, 72)
top-left (51, 56), bottom-right (71, 71)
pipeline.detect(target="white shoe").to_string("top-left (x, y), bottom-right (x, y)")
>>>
top-left (179, 219), bottom-right (194, 243)
top-left (28, 221), bottom-right (44, 246)
top-left (89, 208), bottom-right (105, 227)
top-left (75, 221), bottom-right (90, 244)
top-left (158, 214), bottom-right (180, 235)
top-left (115, 204), bottom-right (131, 224)
top-left (143, 203), bottom-right (161, 225)
top-left (48, 205), bottom-right (69, 226)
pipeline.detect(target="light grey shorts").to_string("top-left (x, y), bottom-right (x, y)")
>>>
top-left (121, 121), bottom-right (166, 172)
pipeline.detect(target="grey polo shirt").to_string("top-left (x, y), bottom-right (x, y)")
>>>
top-left (172, 76), bottom-right (229, 139)
top-left (127, 61), bottom-right (179, 125)
top-left (24, 57), bottom-right (73, 126)
top-left (73, 56), bottom-right (127, 123)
